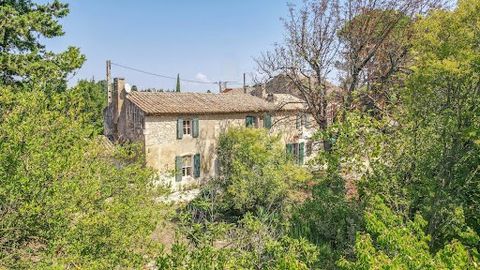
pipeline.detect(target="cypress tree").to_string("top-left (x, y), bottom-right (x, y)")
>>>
top-left (176, 74), bottom-right (181, 92)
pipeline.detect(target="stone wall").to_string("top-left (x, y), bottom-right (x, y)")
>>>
top-left (142, 111), bottom-right (316, 190)
top-left (117, 99), bottom-right (145, 142)
top-left (144, 113), bottom-right (258, 189)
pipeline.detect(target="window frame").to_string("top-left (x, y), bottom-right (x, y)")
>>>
top-left (183, 119), bottom-right (191, 136)
top-left (286, 142), bottom-right (305, 165)
top-left (246, 115), bottom-right (257, 128)
top-left (181, 155), bottom-right (193, 177)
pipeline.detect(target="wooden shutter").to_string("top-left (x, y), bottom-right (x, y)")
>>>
top-left (286, 143), bottom-right (293, 156)
top-left (246, 116), bottom-right (253, 127)
top-left (193, 153), bottom-right (201, 178)
top-left (177, 118), bottom-right (183, 139)
top-left (192, 117), bottom-right (199, 138)
top-left (299, 142), bottom-right (305, 164)
top-left (263, 113), bottom-right (272, 129)
top-left (175, 156), bottom-right (182, 182)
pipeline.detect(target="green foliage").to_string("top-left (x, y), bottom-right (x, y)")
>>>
top-left (291, 174), bottom-right (363, 269)
top-left (0, 2), bottom-right (165, 268)
top-left (157, 213), bottom-right (319, 270)
top-left (160, 128), bottom-right (317, 269)
top-left (322, 0), bottom-right (480, 254)
top-left (66, 79), bottom-right (107, 135)
top-left (400, 0), bottom-right (480, 249)
top-left (207, 127), bottom-right (310, 219)
top-left (338, 197), bottom-right (479, 269)
top-left (0, 0), bottom-right (85, 90)
top-left (0, 87), bottom-right (165, 268)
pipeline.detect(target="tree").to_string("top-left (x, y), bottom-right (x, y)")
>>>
top-left (338, 197), bottom-right (479, 269)
top-left (337, 10), bottom-right (412, 116)
top-left (291, 173), bottom-right (363, 268)
top-left (66, 80), bottom-right (107, 135)
top-left (157, 213), bottom-right (320, 270)
top-left (0, 0), bottom-right (85, 90)
top-left (0, 1), bottom-right (166, 268)
top-left (256, 0), bottom-right (341, 133)
top-left (324, 0), bottom-right (480, 254)
top-left (339, 0), bottom-right (441, 112)
top-left (0, 87), bottom-right (166, 268)
top-left (190, 127), bottom-right (310, 222)
top-left (176, 73), bottom-right (181, 92)
top-left (256, 0), bottom-right (442, 124)
top-left (399, 0), bottom-right (480, 250)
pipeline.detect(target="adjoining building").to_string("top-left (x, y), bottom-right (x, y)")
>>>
top-left (104, 78), bottom-right (318, 190)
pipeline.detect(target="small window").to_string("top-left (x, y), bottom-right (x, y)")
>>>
top-left (246, 116), bottom-right (257, 128)
top-left (296, 114), bottom-right (302, 130)
top-left (183, 120), bottom-right (191, 135)
top-left (182, 155), bottom-right (192, 177)
top-left (293, 143), bottom-right (300, 158)
top-left (286, 142), bottom-right (305, 165)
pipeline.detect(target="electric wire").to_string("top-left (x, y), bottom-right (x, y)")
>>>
top-left (111, 62), bottom-right (239, 85)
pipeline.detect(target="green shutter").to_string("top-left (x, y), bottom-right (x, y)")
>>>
top-left (175, 156), bottom-right (182, 182)
top-left (194, 153), bottom-right (201, 178)
top-left (286, 143), bottom-right (293, 156)
top-left (177, 118), bottom-right (183, 139)
top-left (192, 117), bottom-right (199, 138)
top-left (299, 142), bottom-right (305, 164)
top-left (246, 116), bottom-right (253, 127)
top-left (263, 114), bottom-right (272, 129)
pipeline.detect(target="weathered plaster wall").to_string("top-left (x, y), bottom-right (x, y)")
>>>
top-left (144, 113), bottom-right (267, 189)
top-left (140, 110), bottom-right (314, 190)
top-left (271, 111), bottom-right (318, 163)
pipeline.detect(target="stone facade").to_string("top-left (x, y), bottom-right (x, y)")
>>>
top-left (105, 78), bottom-right (317, 190)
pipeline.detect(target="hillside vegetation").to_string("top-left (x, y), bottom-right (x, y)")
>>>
top-left (0, 0), bottom-right (479, 269)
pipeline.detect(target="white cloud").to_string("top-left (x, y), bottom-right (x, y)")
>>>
top-left (195, 72), bottom-right (210, 83)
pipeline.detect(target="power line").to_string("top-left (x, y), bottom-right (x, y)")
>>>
top-left (111, 62), bottom-right (218, 85)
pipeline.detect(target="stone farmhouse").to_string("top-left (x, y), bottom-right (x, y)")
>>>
top-left (104, 78), bottom-right (318, 190)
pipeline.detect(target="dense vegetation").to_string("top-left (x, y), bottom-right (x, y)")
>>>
top-left (0, 0), bottom-right (479, 269)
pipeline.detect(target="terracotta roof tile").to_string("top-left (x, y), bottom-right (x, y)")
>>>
top-left (127, 92), bottom-right (294, 115)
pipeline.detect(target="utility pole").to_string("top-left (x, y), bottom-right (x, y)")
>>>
top-left (106, 60), bottom-right (112, 104)
top-left (243, 73), bottom-right (246, 94)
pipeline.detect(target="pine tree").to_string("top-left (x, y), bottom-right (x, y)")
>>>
top-left (176, 73), bottom-right (181, 92)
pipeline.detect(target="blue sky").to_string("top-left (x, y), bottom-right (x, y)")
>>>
top-left (44, 0), bottom-right (301, 91)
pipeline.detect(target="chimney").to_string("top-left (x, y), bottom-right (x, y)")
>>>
top-left (113, 77), bottom-right (125, 125)
top-left (266, 93), bottom-right (274, 102)
top-left (261, 83), bottom-right (267, 98)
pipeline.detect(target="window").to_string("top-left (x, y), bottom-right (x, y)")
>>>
top-left (296, 114), bottom-right (302, 129)
top-left (293, 143), bottom-right (300, 158)
top-left (286, 142), bottom-right (305, 165)
top-left (246, 116), bottom-right (257, 128)
top-left (182, 155), bottom-right (192, 177)
top-left (183, 120), bottom-right (191, 135)
top-left (175, 153), bottom-right (201, 181)
top-left (263, 113), bottom-right (272, 129)
top-left (177, 118), bottom-right (199, 139)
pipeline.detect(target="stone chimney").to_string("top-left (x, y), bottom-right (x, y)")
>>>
top-left (266, 93), bottom-right (274, 102)
top-left (113, 77), bottom-right (125, 125)
top-left (261, 83), bottom-right (268, 99)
